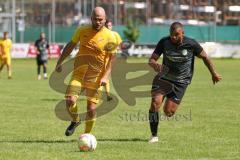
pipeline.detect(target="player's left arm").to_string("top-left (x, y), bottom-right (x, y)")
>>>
top-left (100, 54), bottom-right (117, 86)
top-left (197, 50), bottom-right (222, 84)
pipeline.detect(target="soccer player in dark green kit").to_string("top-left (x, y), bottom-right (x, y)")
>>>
top-left (148, 22), bottom-right (222, 143)
top-left (35, 32), bottom-right (49, 80)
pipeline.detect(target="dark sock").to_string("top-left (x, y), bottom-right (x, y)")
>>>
top-left (37, 65), bottom-right (40, 75)
top-left (149, 111), bottom-right (159, 137)
top-left (43, 65), bottom-right (47, 74)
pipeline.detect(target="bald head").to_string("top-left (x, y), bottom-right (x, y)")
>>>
top-left (91, 7), bottom-right (106, 31)
top-left (92, 7), bottom-right (106, 17)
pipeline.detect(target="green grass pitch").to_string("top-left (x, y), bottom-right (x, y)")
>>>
top-left (0, 58), bottom-right (239, 160)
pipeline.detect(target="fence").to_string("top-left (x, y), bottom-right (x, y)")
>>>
top-left (14, 25), bottom-right (240, 44)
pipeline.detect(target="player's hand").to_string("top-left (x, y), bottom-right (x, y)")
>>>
top-left (55, 64), bottom-right (62, 73)
top-left (152, 63), bottom-right (163, 72)
top-left (212, 73), bottom-right (222, 84)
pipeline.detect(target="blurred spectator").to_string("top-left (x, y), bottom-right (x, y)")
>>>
top-left (35, 32), bottom-right (49, 80)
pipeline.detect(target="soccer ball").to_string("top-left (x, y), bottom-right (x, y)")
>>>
top-left (77, 133), bottom-right (97, 151)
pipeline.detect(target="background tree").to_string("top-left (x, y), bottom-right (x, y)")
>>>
top-left (123, 19), bottom-right (140, 44)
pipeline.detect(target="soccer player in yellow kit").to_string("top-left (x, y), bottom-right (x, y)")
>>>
top-left (55, 7), bottom-right (117, 136)
top-left (104, 19), bottom-right (122, 101)
top-left (0, 32), bottom-right (12, 79)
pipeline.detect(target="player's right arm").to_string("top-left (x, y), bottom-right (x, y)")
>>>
top-left (55, 27), bottom-right (81, 72)
top-left (149, 53), bottom-right (162, 72)
top-left (55, 41), bottom-right (76, 72)
top-left (149, 39), bottom-right (164, 72)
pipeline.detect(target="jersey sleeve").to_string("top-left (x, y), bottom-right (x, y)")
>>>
top-left (153, 38), bottom-right (164, 56)
top-left (106, 31), bottom-right (118, 54)
top-left (114, 32), bottom-right (122, 45)
top-left (71, 27), bottom-right (82, 44)
top-left (192, 39), bottom-right (203, 56)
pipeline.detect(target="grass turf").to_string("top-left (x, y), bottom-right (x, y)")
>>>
top-left (0, 58), bottom-right (239, 160)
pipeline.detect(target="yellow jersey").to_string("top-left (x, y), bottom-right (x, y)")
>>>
top-left (71, 25), bottom-right (116, 73)
top-left (103, 31), bottom-right (122, 68)
top-left (0, 38), bottom-right (12, 59)
top-left (112, 31), bottom-right (122, 49)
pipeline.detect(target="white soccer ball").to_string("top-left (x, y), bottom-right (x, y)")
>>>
top-left (77, 133), bottom-right (97, 151)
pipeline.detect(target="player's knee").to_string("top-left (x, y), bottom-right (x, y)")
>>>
top-left (87, 102), bottom-right (97, 117)
top-left (163, 108), bottom-right (175, 117)
top-left (66, 96), bottom-right (77, 107)
top-left (150, 97), bottom-right (162, 111)
top-left (150, 102), bottom-right (160, 111)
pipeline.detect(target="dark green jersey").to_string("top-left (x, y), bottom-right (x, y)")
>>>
top-left (153, 36), bottom-right (203, 84)
top-left (35, 38), bottom-right (49, 61)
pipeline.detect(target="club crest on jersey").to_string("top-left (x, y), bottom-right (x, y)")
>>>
top-left (182, 49), bottom-right (188, 56)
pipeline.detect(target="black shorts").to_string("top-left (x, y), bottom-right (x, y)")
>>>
top-left (36, 58), bottom-right (47, 66)
top-left (151, 75), bottom-right (188, 104)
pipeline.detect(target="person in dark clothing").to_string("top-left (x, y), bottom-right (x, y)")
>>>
top-left (148, 22), bottom-right (222, 143)
top-left (35, 32), bottom-right (49, 80)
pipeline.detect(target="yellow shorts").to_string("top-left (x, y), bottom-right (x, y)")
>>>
top-left (65, 65), bottom-right (104, 104)
top-left (0, 57), bottom-right (11, 65)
